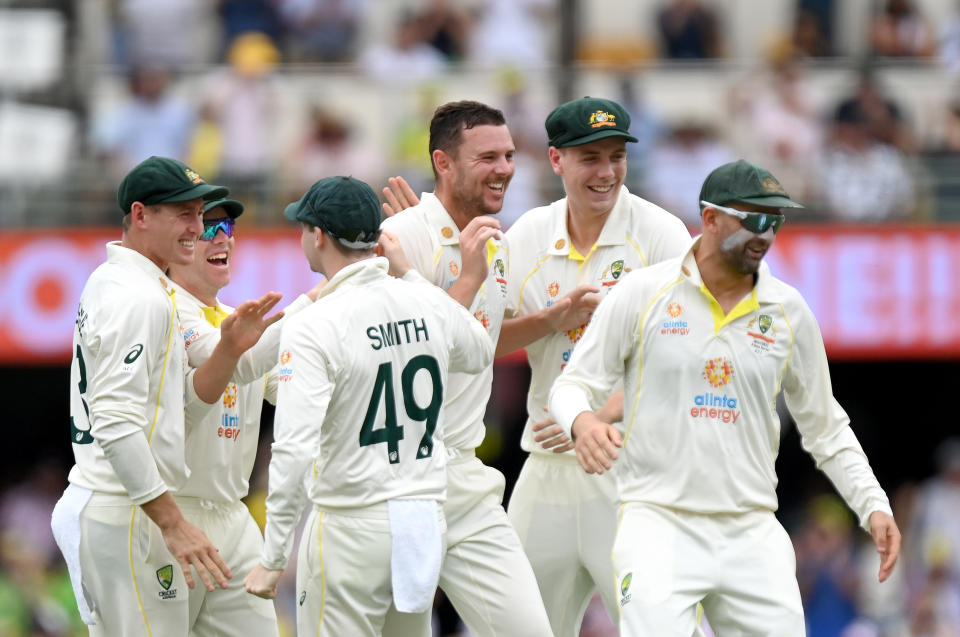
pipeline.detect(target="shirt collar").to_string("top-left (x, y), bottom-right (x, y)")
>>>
top-left (546, 185), bottom-right (631, 257)
top-left (317, 257), bottom-right (389, 299)
top-left (419, 192), bottom-right (461, 247)
top-left (106, 241), bottom-right (174, 293)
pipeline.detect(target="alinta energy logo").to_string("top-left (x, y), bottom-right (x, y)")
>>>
top-left (279, 350), bottom-right (294, 382)
top-left (567, 324), bottom-right (586, 344)
top-left (691, 357), bottom-right (741, 424)
top-left (661, 301), bottom-right (689, 335)
top-left (222, 382), bottom-right (238, 409)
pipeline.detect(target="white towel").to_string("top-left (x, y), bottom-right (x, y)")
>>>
top-left (51, 484), bottom-right (97, 625)
top-left (388, 499), bottom-right (443, 613)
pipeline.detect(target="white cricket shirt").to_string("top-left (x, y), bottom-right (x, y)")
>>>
top-left (380, 193), bottom-right (506, 451)
top-left (172, 284), bottom-right (312, 503)
top-left (550, 238), bottom-right (893, 528)
top-left (261, 258), bottom-right (493, 569)
top-left (506, 186), bottom-right (689, 456)
top-left (67, 242), bottom-right (197, 505)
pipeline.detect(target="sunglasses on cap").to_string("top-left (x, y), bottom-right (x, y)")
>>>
top-left (700, 200), bottom-right (786, 235)
top-left (200, 217), bottom-right (236, 241)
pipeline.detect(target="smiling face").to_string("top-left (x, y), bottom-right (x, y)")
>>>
top-left (550, 137), bottom-right (628, 219)
top-left (713, 202), bottom-right (781, 275)
top-left (439, 124), bottom-right (515, 220)
top-left (141, 198), bottom-right (205, 270)
top-left (167, 207), bottom-right (234, 304)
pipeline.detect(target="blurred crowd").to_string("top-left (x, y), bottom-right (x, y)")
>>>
top-left (5, 0), bottom-right (960, 226)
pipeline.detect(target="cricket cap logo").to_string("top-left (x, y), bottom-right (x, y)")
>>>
top-left (758, 314), bottom-right (772, 334)
top-left (702, 357), bottom-right (734, 388)
top-left (611, 260), bottom-right (624, 280)
top-left (589, 110), bottom-right (616, 128)
top-left (157, 565), bottom-right (174, 590)
top-left (184, 168), bottom-right (204, 184)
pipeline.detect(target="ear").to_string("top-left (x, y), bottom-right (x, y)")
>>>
top-left (700, 205), bottom-right (721, 235)
top-left (548, 146), bottom-right (563, 176)
top-left (313, 226), bottom-right (326, 250)
top-left (130, 202), bottom-right (149, 229)
top-left (433, 149), bottom-right (451, 176)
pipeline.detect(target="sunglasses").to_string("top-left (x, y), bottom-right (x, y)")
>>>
top-left (700, 200), bottom-right (785, 235)
top-left (200, 217), bottom-right (236, 241)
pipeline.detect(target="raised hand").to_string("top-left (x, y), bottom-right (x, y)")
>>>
top-left (219, 292), bottom-right (284, 357)
top-left (382, 176), bottom-right (420, 217)
top-left (376, 230), bottom-right (412, 277)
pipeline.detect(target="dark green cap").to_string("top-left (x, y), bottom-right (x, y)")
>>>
top-left (284, 176), bottom-right (382, 248)
top-left (117, 156), bottom-right (229, 215)
top-left (699, 159), bottom-right (804, 210)
top-left (545, 97), bottom-right (638, 148)
top-left (204, 197), bottom-right (244, 219)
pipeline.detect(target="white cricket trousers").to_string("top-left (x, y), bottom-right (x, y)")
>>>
top-left (296, 501), bottom-right (445, 637)
top-left (382, 451), bottom-right (553, 637)
top-left (614, 502), bottom-right (805, 637)
top-left (175, 496), bottom-right (279, 637)
top-left (508, 452), bottom-right (620, 637)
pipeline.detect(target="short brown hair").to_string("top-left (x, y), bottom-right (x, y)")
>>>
top-left (428, 101), bottom-right (506, 178)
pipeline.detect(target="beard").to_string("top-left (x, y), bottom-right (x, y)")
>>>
top-left (720, 227), bottom-right (771, 275)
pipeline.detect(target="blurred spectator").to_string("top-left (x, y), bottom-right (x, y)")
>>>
top-left (617, 74), bottom-right (664, 194)
top-left (642, 121), bottom-right (736, 226)
top-left (385, 85), bottom-right (441, 196)
top-left (286, 106), bottom-right (384, 193)
top-left (835, 67), bottom-right (915, 153)
top-left (360, 11), bottom-right (447, 82)
top-left (276, 0), bottom-right (365, 63)
top-left (417, 0), bottom-right (472, 62)
top-left (468, 0), bottom-right (555, 69)
top-left (656, 0), bottom-right (722, 59)
top-left (869, 0), bottom-right (934, 58)
top-left (0, 460), bottom-right (65, 568)
top-left (200, 31), bottom-right (283, 219)
top-left (909, 439), bottom-right (960, 588)
top-left (112, 0), bottom-right (216, 68)
top-left (794, 494), bottom-right (859, 636)
top-left (731, 48), bottom-right (824, 201)
top-left (496, 68), bottom-right (546, 229)
top-left (811, 101), bottom-right (915, 221)
top-left (793, 0), bottom-right (835, 57)
top-left (90, 65), bottom-right (195, 179)
top-left (217, 0), bottom-right (284, 57)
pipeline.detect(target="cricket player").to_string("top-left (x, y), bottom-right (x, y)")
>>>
top-left (167, 196), bottom-right (323, 636)
top-left (549, 160), bottom-right (902, 635)
top-left (51, 156), bottom-right (284, 636)
top-left (244, 176), bottom-right (495, 636)
top-left (379, 101), bottom-right (552, 637)
top-left (500, 96), bottom-right (691, 636)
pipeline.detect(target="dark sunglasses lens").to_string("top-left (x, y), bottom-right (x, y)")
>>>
top-left (201, 218), bottom-right (234, 240)
top-left (741, 213), bottom-right (784, 234)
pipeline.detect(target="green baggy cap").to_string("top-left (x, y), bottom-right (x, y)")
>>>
top-left (117, 156), bottom-right (229, 215)
top-left (284, 176), bottom-right (382, 248)
top-left (204, 197), bottom-right (244, 219)
top-left (546, 96), bottom-right (639, 148)
top-left (699, 159), bottom-right (804, 210)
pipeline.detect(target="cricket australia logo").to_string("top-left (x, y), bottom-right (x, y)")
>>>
top-left (620, 572), bottom-right (633, 606)
top-left (589, 110), bottom-right (616, 128)
top-left (156, 564), bottom-right (177, 599)
top-left (601, 260), bottom-right (629, 287)
top-left (747, 314), bottom-right (777, 354)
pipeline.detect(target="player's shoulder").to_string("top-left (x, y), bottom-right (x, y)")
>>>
top-left (84, 262), bottom-right (169, 311)
top-left (381, 202), bottom-right (430, 233)
top-left (624, 190), bottom-right (689, 235)
top-left (621, 254), bottom-right (684, 292)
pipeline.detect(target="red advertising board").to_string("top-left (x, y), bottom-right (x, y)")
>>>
top-left (1, 226), bottom-right (958, 364)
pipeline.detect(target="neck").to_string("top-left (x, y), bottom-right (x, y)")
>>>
top-left (319, 252), bottom-right (370, 281)
top-left (434, 186), bottom-right (474, 231)
top-left (566, 204), bottom-right (610, 256)
top-left (694, 242), bottom-right (755, 311)
top-left (121, 232), bottom-right (166, 271)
